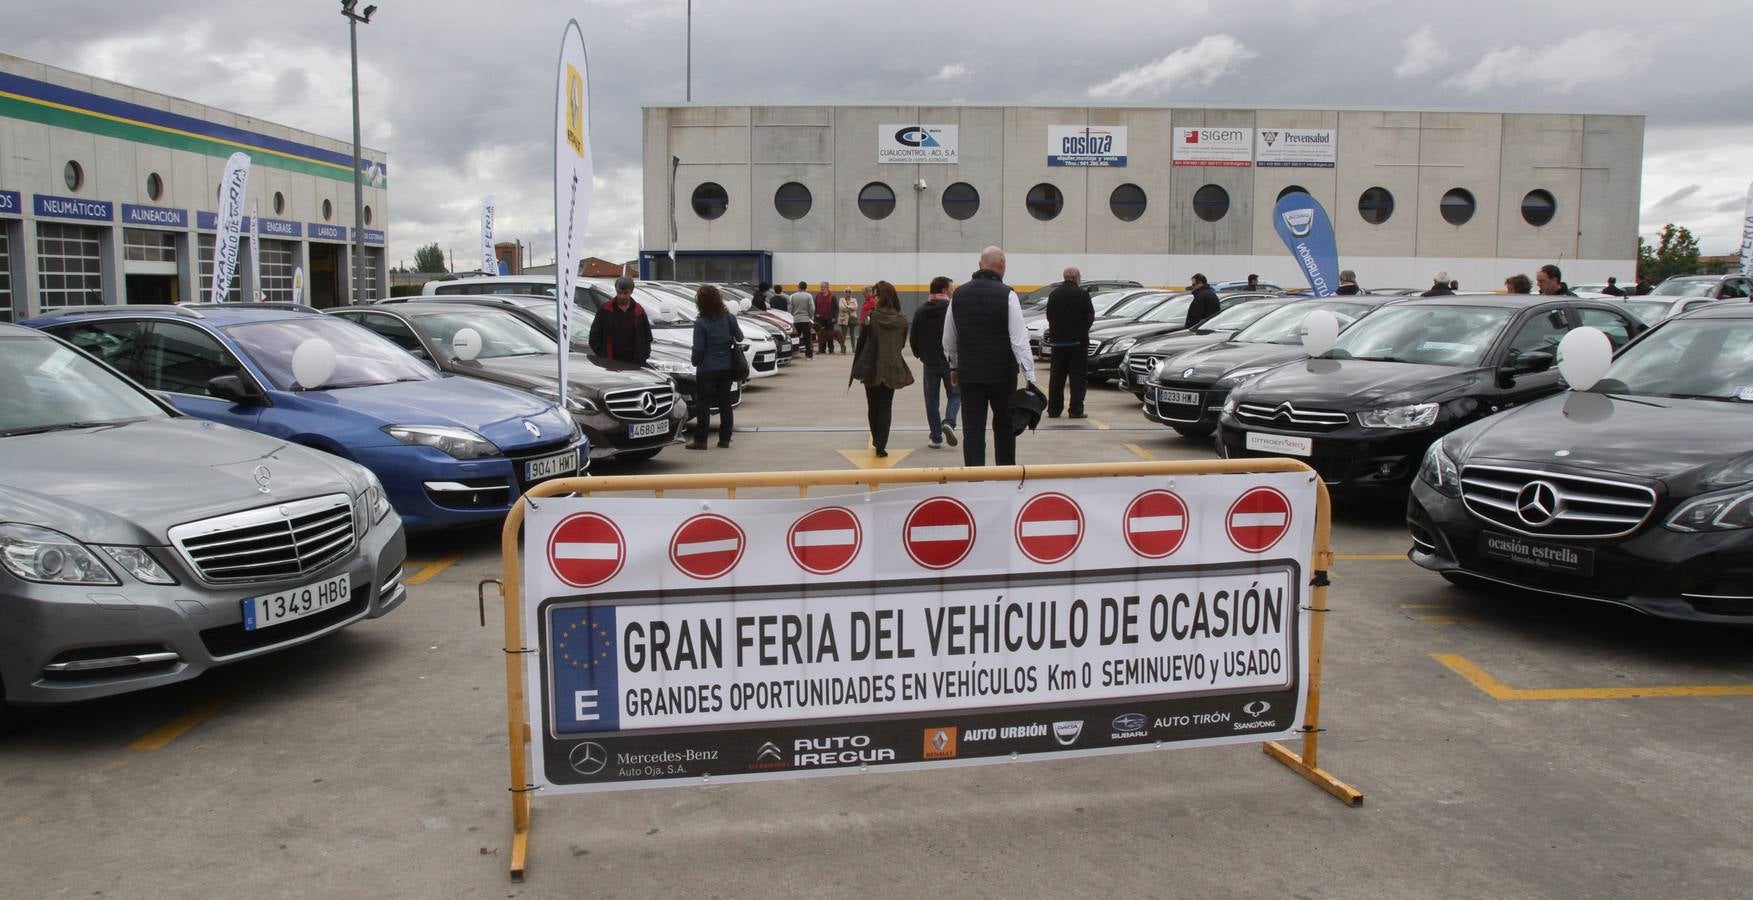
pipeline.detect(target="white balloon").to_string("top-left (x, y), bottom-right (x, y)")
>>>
top-left (1557, 326), bottom-right (1613, 391)
top-left (1301, 309), bottom-right (1340, 357)
top-left (291, 339), bottom-right (337, 390)
top-left (451, 327), bottom-right (483, 361)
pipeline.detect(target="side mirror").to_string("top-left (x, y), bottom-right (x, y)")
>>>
top-left (208, 374), bottom-right (265, 404)
top-left (1502, 350), bottom-right (1555, 379)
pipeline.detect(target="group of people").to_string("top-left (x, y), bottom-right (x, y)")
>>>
top-left (1407, 265), bottom-right (1648, 297)
top-left (748, 281), bottom-right (879, 359)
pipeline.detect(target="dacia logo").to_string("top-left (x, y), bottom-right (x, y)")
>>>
top-left (1281, 208), bottom-right (1315, 238)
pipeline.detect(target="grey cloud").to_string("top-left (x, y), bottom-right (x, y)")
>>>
top-left (1652, 184), bottom-right (1702, 210)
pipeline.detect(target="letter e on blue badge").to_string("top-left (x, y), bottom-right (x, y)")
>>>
top-left (552, 605), bottom-right (619, 734)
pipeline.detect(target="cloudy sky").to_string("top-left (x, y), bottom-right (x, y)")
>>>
top-left (7, 0), bottom-right (1749, 266)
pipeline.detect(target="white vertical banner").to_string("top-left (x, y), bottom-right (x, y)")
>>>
top-left (210, 152), bottom-right (251, 303)
top-left (554, 19), bottom-right (593, 404)
top-left (292, 267), bottom-right (305, 305)
top-left (249, 200), bottom-right (262, 301)
top-left (481, 194), bottom-right (499, 275)
top-left (1740, 181), bottom-right (1753, 277)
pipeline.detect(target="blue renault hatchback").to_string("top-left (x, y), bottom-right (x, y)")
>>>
top-left (25, 304), bottom-right (588, 531)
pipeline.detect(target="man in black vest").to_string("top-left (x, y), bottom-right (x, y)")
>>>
top-left (1044, 266), bottom-right (1093, 418)
top-left (943, 246), bottom-right (1038, 467)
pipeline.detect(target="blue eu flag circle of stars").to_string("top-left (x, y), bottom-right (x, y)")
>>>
top-left (557, 613), bottom-right (615, 673)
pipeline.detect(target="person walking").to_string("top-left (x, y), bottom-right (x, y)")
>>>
top-left (1536, 264), bottom-right (1576, 296)
top-left (1634, 274), bottom-right (1654, 295)
top-left (851, 281), bottom-right (912, 458)
top-left (788, 280), bottom-right (815, 359)
top-left (1602, 276), bottom-right (1625, 297)
top-left (1044, 266), bottom-right (1093, 419)
top-left (838, 289), bottom-right (860, 353)
top-left (587, 276), bottom-right (653, 365)
top-left (814, 281), bottom-right (838, 355)
top-left (943, 246), bottom-right (1038, 467)
top-left (911, 276), bottom-right (960, 449)
top-left (1422, 271), bottom-right (1455, 297)
top-left (1185, 273), bottom-right (1221, 329)
top-left (687, 285), bottom-right (744, 450)
top-left (1335, 270), bottom-right (1361, 295)
top-left (750, 281), bottom-right (771, 311)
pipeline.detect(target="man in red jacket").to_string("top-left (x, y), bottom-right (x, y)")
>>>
top-left (813, 281), bottom-right (838, 355)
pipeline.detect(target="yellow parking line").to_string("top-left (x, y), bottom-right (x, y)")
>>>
top-left (1433, 653), bottom-right (1753, 701)
top-left (1089, 418), bottom-right (1110, 431)
top-left (403, 555), bottom-right (461, 585)
top-left (1123, 442), bottom-right (1155, 459)
top-left (129, 695), bottom-right (234, 751)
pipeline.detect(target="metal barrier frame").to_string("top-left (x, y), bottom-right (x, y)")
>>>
top-left (498, 460), bottom-right (1363, 881)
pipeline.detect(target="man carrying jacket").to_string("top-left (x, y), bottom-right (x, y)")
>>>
top-left (911, 276), bottom-right (961, 449)
top-left (1044, 266), bottom-right (1093, 419)
top-left (587, 275), bottom-right (652, 364)
top-left (1185, 273), bottom-right (1221, 329)
top-left (943, 246), bottom-right (1038, 467)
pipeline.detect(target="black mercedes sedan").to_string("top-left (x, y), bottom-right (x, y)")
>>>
top-left (1217, 295), bottom-right (1645, 490)
top-left (1145, 296), bottom-right (1390, 437)
top-left (1120, 296), bottom-right (1298, 396)
top-left (1408, 303), bottom-right (1753, 622)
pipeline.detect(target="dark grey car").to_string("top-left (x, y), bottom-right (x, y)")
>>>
top-left (0, 324), bottom-right (407, 728)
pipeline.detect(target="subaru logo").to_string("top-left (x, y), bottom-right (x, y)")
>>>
top-left (567, 741), bottom-right (607, 776)
top-left (1280, 208), bottom-right (1315, 238)
top-left (638, 391), bottom-right (657, 415)
top-left (1242, 701), bottom-right (1271, 718)
top-left (1515, 480), bottom-right (1562, 527)
top-left (1052, 720), bottom-right (1084, 746)
top-left (252, 465), bottom-right (273, 493)
top-left (523, 420), bottom-right (541, 439)
top-left (1112, 713), bottom-right (1147, 733)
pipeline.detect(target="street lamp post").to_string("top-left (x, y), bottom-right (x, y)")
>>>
top-left (341, 1), bottom-right (376, 305)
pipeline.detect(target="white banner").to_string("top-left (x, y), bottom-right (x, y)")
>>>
top-left (209, 152), bottom-right (251, 302)
top-left (523, 473), bottom-right (1315, 793)
top-left (1047, 125), bottom-right (1128, 167)
top-left (481, 194), bottom-right (498, 275)
top-left (878, 124), bottom-right (958, 164)
top-left (1740, 181), bottom-right (1752, 277)
top-left (291, 267), bottom-right (305, 305)
top-left (1173, 127), bottom-right (1253, 167)
top-left (554, 20), bottom-right (593, 404)
top-left (1256, 128), bottom-right (1335, 168)
top-left (248, 200), bottom-right (261, 301)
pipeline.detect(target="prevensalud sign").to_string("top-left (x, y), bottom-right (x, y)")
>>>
top-left (522, 473), bottom-right (1314, 793)
top-left (1256, 128), bottom-right (1335, 168)
top-left (1173, 127), bottom-right (1252, 167)
top-left (1047, 125), bottom-right (1127, 167)
top-left (878, 124), bottom-right (958, 164)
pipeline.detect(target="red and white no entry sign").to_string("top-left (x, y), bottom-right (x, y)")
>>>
top-left (788, 506), bottom-right (862, 575)
top-left (1015, 492), bottom-right (1084, 564)
top-left (1226, 486), bottom-right (1292, 553)
top-left (1123, 490), bottom-right (1189, 559)
top-left (669, 514), bottom-right (746, 580)
top-left (904, 497), bottom-right (976, 570)
top-left (548, 512), bottom-right (626, 588)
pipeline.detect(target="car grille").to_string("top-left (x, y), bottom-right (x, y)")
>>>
top-left (1234, 401), bottom-right (1350, 432)
top-left (1087, 339), bottom-right (1102, 356)
top-left (603, 385), bottom-right (676, 420)
top-left (1128, 355), bottom-right (1161, 381)
top-left (1459, 464), bottom-right (1657, 539)
top-left (168, 495), bottom-right (356, 585)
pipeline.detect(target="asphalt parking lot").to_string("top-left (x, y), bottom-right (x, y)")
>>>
top-left (5, 356), bottom-right (1753, 899)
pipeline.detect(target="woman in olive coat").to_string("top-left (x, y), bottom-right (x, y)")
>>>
top-left (851, 281), bottom-right (912, 457)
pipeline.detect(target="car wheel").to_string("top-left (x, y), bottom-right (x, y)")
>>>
top-left (1171, 423), bottom-right (1216, 439)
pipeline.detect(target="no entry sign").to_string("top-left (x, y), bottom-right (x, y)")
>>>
top-left (1227, 486), bottom-right (1292, 553)
top-left (669, 514), bottom-right (746, 579)
top-left (1015, 492), bottom-right (1084, 564)
top-left (1124, 490), bottom-right (1188, 559)
top-left (904, 497), bottom-right (975, 570)
top-left (548, 512), bottom-right (626, 588)
top-left (788, 506), bottom-right (862, 575)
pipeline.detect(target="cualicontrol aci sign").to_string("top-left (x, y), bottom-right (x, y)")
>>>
top-left (878, 124), bottom-right (958, 164)
top-left (1047, 125), bottom-right (1127, 167)
top-left (522, 474), bottom-right (1314, 793)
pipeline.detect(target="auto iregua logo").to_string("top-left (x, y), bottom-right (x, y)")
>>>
top-left (923, 726), bottom-right (958, 760)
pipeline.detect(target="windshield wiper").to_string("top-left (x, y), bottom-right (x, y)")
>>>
top-left (1352, 355), bottom-right (1414, 363)
top-left (0, 421), bottom-right (122, 437)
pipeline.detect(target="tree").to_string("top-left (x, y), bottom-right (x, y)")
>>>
top-left (413, 243), bottom-right (447, 273)
top-left (1637, 223), bottom-right (1700, 284)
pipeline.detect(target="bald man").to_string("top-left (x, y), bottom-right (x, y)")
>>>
top-left (1044, 266), bottom-right (1093, 418)
top-left (942, 246), bottom-right (1039, 466)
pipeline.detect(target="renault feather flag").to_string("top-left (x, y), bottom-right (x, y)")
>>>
top-left (249, 200), bottom-right (261, 301)
top-left (210, 151), bottom-right (251, 303)
top-left (554, 20), bottom-right (593, 404)
top-left (292, 267), bottom-right (305, 305)
top-left (481, 194), bottom-right (498, 275)
top-left (1272, 191), bottom-right (1340, 297)
top-left (1740, 181), bottom-right (1752, 277)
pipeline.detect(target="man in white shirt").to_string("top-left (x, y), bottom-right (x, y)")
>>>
top-left (942, 246), bottom-right (1037, 466)
top-left (787, 280), bottom-right (815, 359)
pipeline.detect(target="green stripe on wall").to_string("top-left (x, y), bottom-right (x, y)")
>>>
top-left (0, 95), bottom-right (386, 188)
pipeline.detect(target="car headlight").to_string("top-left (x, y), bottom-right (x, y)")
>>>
top-left (382, 425), bottom-right (499, 460)
top-left (99, 546), bottom-right (177, 585)
top-left (1110, 337), bottom-right (1137, 354)
top-left (1221, 393), bottom-right (1240, 417)
top-left (355, 470), bottom-right (392, 527)
top-left (532, 387), bottom-right (601, 415)
top-left (1666, 488), bottom-right (1753, 532)
top-left (1417, 440), bottom-right (1461, 497)
top-left (1217, 365), bottom-right (1273, 388)
top-left (648, 359), bottom-right (692, 375)
top-left (0, 524), bottom-right (119, 585)
top-left (1358, 402), bottom-right (1439, 430)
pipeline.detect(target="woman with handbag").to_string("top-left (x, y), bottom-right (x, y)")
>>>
top-left (850, 281), bottom-right (912, 458)
top-left (688, 285), bottom-right (745, 449)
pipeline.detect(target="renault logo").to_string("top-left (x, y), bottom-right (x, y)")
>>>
top-left (638, 392), bottom-right (657, 415)
top-left (568, 741), bottom-right (608, 775)
top-left (1515, 480), bottom-right (1562, 527)
top-left (524, 420), bottom-right (541, 439)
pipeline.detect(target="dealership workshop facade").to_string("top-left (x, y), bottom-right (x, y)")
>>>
top-left (0, 53), bottom-right (388, 322)
top-left (642, 105), bottom-right (1643, 291)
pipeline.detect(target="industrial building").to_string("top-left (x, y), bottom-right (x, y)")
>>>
top-left (641, 104), bottom-right (1643, 292)
top-left (0, 52), bottom-right (388, 320)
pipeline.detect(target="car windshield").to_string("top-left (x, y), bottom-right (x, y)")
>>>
top-left (227, 317), bottom-right (436, 390)
top-left (410, 310), bottom-right (558, 359)
top-left (1136, 296), bottom-right (1194, 323)
top-left (1595, 319), bottom-right (1753, 401)
top-left (632, 290), bottom-right (696, 325)
top-left (1234, 301), bottom-right (1376, 345)
top-left (1104, 292), bottom-right (1169, 318)
top-left (1652, 279), bottom-right (1715, 297)
top-left (1327, 305), bottom-right (1512, 365)
top-left (1203, 299), bottom-right (1290, 331)
top-left (0, 333), bottom-right (168, 436)
top-left (1622, 300), bottom-right (1673, 325)
top-left (1091, 291), bottom-right (1143, 316)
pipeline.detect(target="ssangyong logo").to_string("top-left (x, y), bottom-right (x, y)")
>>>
top-left (1110, 713), bottom-right (1148, 739)
top-left (1052, 720), bottom-right (1084, 746)
top-left (1243, 700), bottom-right (1271, 718)
top-left (895, 127), bottom-right (940, 148)
top-left (1281, 208), bottom-right (1315, 238)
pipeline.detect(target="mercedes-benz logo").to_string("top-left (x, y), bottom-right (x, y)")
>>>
top-left (523, 420), bottom-right (541, 439)
top-left (252, 465), bottom-right (273, 493)
top-left (638, 392), bottom-right (657, 415)
top-left (1515, 480), bottom-right (1562, 527)
top-left (568, 741), bottom-right (608, 776)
